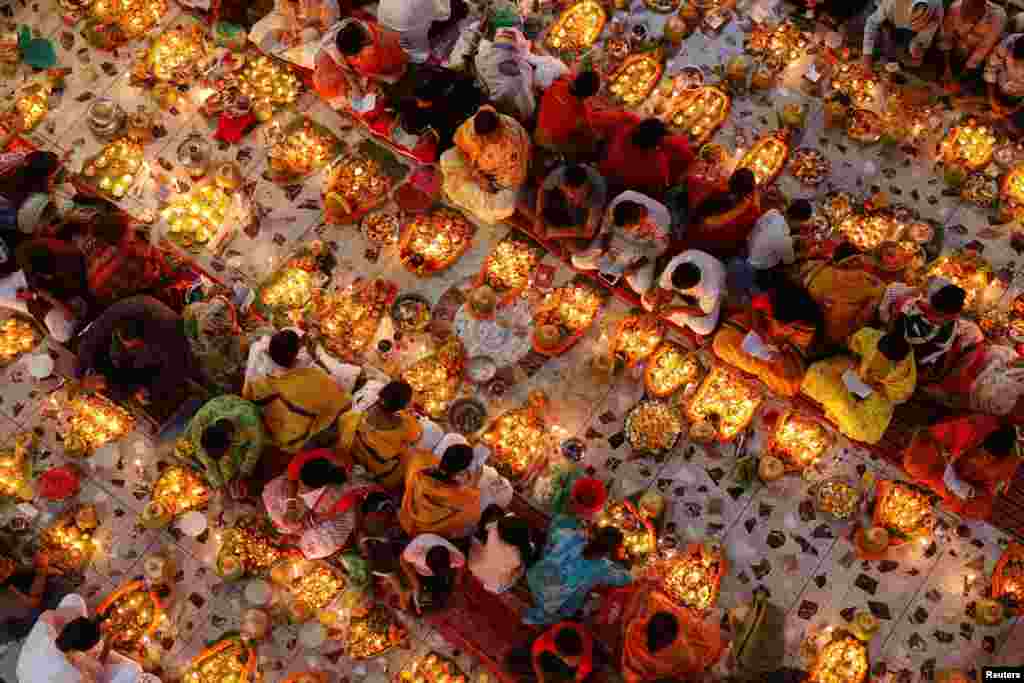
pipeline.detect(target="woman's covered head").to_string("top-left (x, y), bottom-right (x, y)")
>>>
top-left (299, 457), bottom-right (347, 490)
top-left (878, 327), bottom-right (911, 362)
top-left (612, 200), bottom-right (647, 227)
top-left (583, 525), bottom-right (623, 559)
top-left (496, 514), bottom-right (534, 563)
top-left (646, 612), bottom-right (679, 653)
top-left (93, 214), bottom-right (129, 247)
top-left (55, 617), bottom-right (102, 653)
top-left (379, 381), bottom-right (413, 413)
top-left (554, 627), bottom-right (583, 657)
top-left (201, 419), bottom-right (235, 457)
top-left (336, 22), bottom-right (369, 56)
top-left (542, 187), bottom-right (583, 227)
top-left (786, 199), bottom-right (813, 224)
top-left (770, 281), bottom-right (822, 326)
top-left (930, 284), bottom-right (967, 316)
top-left (269, 330), bottom-right (301, 368)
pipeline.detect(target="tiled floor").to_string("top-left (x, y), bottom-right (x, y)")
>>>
top-left (1, 0), bottom-right (1024, 680)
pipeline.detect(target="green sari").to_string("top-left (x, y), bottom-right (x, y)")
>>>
top-left (181, 395), bottom-right (267, 487)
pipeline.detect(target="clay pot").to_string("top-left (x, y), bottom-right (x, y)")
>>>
top-left (851, 610), bottom-right (880, 641)
top-left (974, 599), bottom-right (1005, 626)
top-left (758, 455), bottom-right (785, 482)
top-left (468, 285), bottom-right (498, 319)
top-left (857, 526), bottom-right (890, 554)
top-left (536, 324), bottom-right (562, 351)
top-left (241, 608), bottom-right (271, 641)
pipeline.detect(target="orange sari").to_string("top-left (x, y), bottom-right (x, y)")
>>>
top-left (712, 305), bottom-right (816, 397)
top-left (686, 193), bottom-right (763, 258)
top-left (621, 586), bottom-right (724, 683)
top-left (337, 408), bottom-right (422, 489)
top-left (399, 450), bottom-right (481, 538)
top-left (346, 22), bottom-right (407, 80)
top-left (903, 414), bottom-right (1021, 520)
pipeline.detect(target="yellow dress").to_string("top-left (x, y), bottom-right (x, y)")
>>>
top-left (243, 367), bottom-right (351, 453)
top-left (801, 328), bottom-right (916, 444)
top-left (337, 409), bottom-right (422, 489)
top-left (399, 450), bottom-right (481, 538)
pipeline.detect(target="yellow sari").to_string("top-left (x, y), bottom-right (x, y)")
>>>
top-left (399, 450), bottom-right (481, 538)
top-left (337, 408), bottom-right (422, 489)
top-left (799, 258), bottom-right (885, 347)
top-left (801, 328), bottom-right (916, 445)
top-left (712, 309), bottom-right (816, 397)
top-left (243, 367), bottom-right (352, 453)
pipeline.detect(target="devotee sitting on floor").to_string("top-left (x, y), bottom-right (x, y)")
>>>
top-left (0, 151), bottom-right (60, 250)
top-left (523, 515), bottom-right (631, 625)
top-left (183, 295), bottom-right (247, 395)
top-left (377, 0), bottom-right (450, 63)
top-left (313, 19), bottom-right (408, 109)
top-left (862, 0), bottom-right (943, 69)
top-left (712, 278), bottom-right (822, 397)
top-left (795, 243), bottom-right (886, 348)
top-left (801, 325), bottom-right (916, 444)
top-left (17, 595), bottom-right (143, 683)
top-left (475, 27), bottom-right (568, 122)
top-left (0, 551), bottom-right (74, 644)
top-left (535, 71), bottom-right (601, 157)
top-left (264, 450), bottom-right (380, 558)
top-left (249, 0), bottom-right (341, 70)
top-left (730, 199), bottom-right (810, 295)
top-left (685, 168), bottom-right (764, 260)
top-left (642, 250), bottom-right (726, 337)
top-left (180, 395), bottom-right (266, 488)
top-left (469, 512), bottom-right (534, 594)
top-left (399, 442), bottom-right (482, 538)
top-left (395, 66), bottom-right (484, 153)
top-left (244, 327), bottom-right (361, 395)
top-left (11, 237), bottom-right (89, 342)
top-left (400, 533), bottom-right (466, 614)
top-left (505, 621), bottom-right (604, 683)
top-left (620, 583), bottom-right (725, 683)
top-left (536, 164), bottom-right (607, 252)
top-left (440, 106), bottom-right (531, 224)
top-left (903, 415), bottom-right (1022, 520)
top-left (571, 192), bottom-right (670, 298)
top-left (244, 364), bottom-right (351, 454)
top-left (339, 380), bottom-right (422, 488)
top-left (413, 426), bottom-right (513, 519)
top-left (880, 281), bottom-right (984, 386)
top-left (77, 295), bottom-right (195, 406)
top-left (985, 33), bottom-right (1024, 134)
top-left (939, 0), bottom-right (1006, 91)
top-left (587, 114), bottom-right (692, 197)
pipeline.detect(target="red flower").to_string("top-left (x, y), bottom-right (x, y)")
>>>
top-left (38, 466), bottom-right (81, 501)
top-left (571, 477), bottom-right (608, 516)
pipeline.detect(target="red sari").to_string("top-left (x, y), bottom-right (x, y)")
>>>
top-left (684, 177), bottom-right (764, 258)
top-left (588, 110), bottom-right (692, 196)
top-left (903, 414), bottom-right (1021, 520)
top-left (535, 74), bottom-right (593, 151)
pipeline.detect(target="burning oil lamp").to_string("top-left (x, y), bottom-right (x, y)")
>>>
top-left (12, 83), bottom-right (52, 132)
top-left (162, 182), bottom-right (234, 250)
top-left (399, 208), bottom-right (475, 276)
top-left (652, 542), bottom-right (725, 613)
top-left (807, 633), bottom-right (868, 683)
top-left (737, 130), bottom-right (790, 186)
top-left (82, 137), bottom-right (145, 200)
top-left (594, 498), bottom-right (658, 564)
top-left (481, 236), bottom-right (543, 301)
top-left (545, 0), bottom-right (607, 52)
top-left (144, 25), bottom-right (210, 84)
top-left (644, 341), bottom-right (703, 398)
top-left (686, 364), bottom-right (763, 441)
top-left (397, 652), bottom-right (468, 683)
top-left (768, 410), bottom-right (833, 471)
top-left (608, 51), bottom-right (664, 107)
top-left (837, 211), bottom-right (902, 252)
top-left (97, 581), bottom-right (163, 658)
top-left (612, 313), bottom-right (664, 366)
top-left (40, 504), bottom-right (100, 574)
top-left (260, 267), bottom-right (315, 313)
top-left (323, 153), bottom-right (392, 223)
top-left (149, 465), bottom-right (210, 520)
top-left (270, 559), bottom-right (346, 622)
top-left (992, 542), bottom-right (1024, 616)
top-left (1000, 164), bottom-right (1024, 222)
top-left (925, 249), bottom-right (992, 309)
top-left (348, 606), bottom-right (407, 659)
top-left (313, 279), bottom-right (395, 362)
top-left (236, 55), bottom-right (300, 115)
top-left (745, 21), bottom-right (810, 70)
top-left (940, 120), bottom-right (997, 172)
top-left (217, 516), bottom-right (290, 578)
top-left (662, 85), bottom-right (730, 146)
top-left (831, 62), bottom-right (879, 109)
top-left (269, 119), bottom-right (339, 178)
top-left (401, 336), bottom-right (465, 418)
top-left (89, 0), bottom-right (169, 43)
top-left (480, 391), bottom-right (552, 482)
top-left (532, 281), bottom-right (603, 355)
top-left (0, 433), bottom-right (36, 502)
top-left (872, 480), bottom-right (935, 545)
top-left (62, 393), bottom-right (135, 457)
top-left (183, 637), bottom-right (257, 683)
top-left (0, 317), bottom-right (40, 365)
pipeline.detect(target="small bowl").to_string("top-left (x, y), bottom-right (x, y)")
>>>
top-left (448, 397), bottom-right (487, 435)
top-left (677, 65), bottom-right (704, 90)
top-left (466, 355), bottom-right (498, 384)
top-left (390, 294), bottom-right (432, 333)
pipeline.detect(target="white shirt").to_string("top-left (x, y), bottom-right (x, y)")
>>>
top-left (244, 328), bottom-right (316, 385)
top-left (474, 32), bottom-right (567, 120)
top-left (747, 210), bottom-right (796, 270)
top-left (469, 521), bottom-right (525, 594)
top-left (656, 250), bottom-right (726, 315)
top-left (377, 0), bottom-right (450, 31)
top-left (863, 0), bottom-right (943, 60)
top-left (402, 534), bottom-right (466, 575)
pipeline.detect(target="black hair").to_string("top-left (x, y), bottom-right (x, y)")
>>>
top-left (25, 244), bottom-right (56, 276)
top-left (554, 627), bottom-right (584, 657)
top-left (582, 525), bottom-right (623, 560)
top-left (630, 118), bottom-right (668, 150)
top-left (379, 381), bottom-right (413, 413)
top-left (562, 165), bottom-right (589, 189)
top-left (1013, 35), bottom-right (1024, 61)
top-left (115, 317), bottom-right (145, 342)
top-left (671, 262), bottom-right (702, 291)
top-left (425, 544), bottom-right (453, 576)
top-left (92, 214), bottom-right (128, 247)
top-left (983, 425), bottom-right (1017, 458)
top-left (474, 108), bottom-right (500, 136)
top-left (300, 457), bottom-right (348, 489)
top-left (398, 97), bottom-right (431, 135)
top-left (730, 168), bottom-right (758, 196)
top-left (691, 168), bottom-right (757, 226)
top-left (646, 612), bottom-right (679, 653)
top-left (612, 200), bottom-right (647, 227)
top-left (786, 199), bottom-right (813, 223)
top-left (201, 418), bottom-right (235, 457)
top-left (55, 617), bottom-right (102, 653)
top-left (930, 284), bottom-right (967, 315)
top-left (361, 491), bottom-right (394, 515)
top-left (878, 327), bottom-right (911, 362)
top-left (268, 330), bottom-right (301, 368)
top-left (0, 151), bottom-right (59, 207)
top-left (336, 22), bottom-right (369, 56)
top-left (770, 281), bottom-right (822, 327)
top-left (439, 443), bottom-right (473, 476)
top-left (542, 187), bottom-right (581, 228)
top-left (568, 71), bottom-right (600, 99)
top-left (832, 242), bottom-right (859, 263)
top-left (497, 514), bottom-right (536, 566)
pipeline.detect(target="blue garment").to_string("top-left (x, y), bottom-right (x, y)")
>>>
top-left (523, 514), bottom-right (632, 625)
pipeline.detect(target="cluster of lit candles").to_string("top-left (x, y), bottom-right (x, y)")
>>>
top-left (323, 154), bottom-right (390, 220)
top-left (64, 394), bottom-right (135, 455)
top-left (837, 212), bottom-right (902, 252)
top-left (98, 582), bottom-right (160, 655)
top-left (0, 434), bottom-right (33, 501)
top-left (269, 121), bottom-right (336, 177)
top-left (397, 652), bottom-right (468, 683)
top-left (261, 267), bottom-right (315, 311)
top-left (832, 63), bottom-right (879, 108)
top-left (147, 26), bottom-right (209, 83)
top-left (82, 137), bottom-right (144, 199)
top-left (545, 0), bottom-right (606, 52)
top-left (150, 465), bottom-right (210, 517)
top-left (808, 635), bottom-right (868, 683)
top-left (163, 183), bottom-right (233, 248)
top-left (400, 209), bottom-right (474, 276)
top-left (661, 544), bottom-right (722, 612)
top-left (940, 121), bottom-right (998, 171)
top-left (483, 239), bottom-right (541, 296)
top-left (271, 559), bottom-right (346, 618)
top-left (925, 251), bottom-right (992, 308)
top-left (645, 342), bottom-right (702, 397)
top-left (0, 317), bottom-right (39, 365)
top-left (536, 283), bottom-right (602, 333)
top-left (663, 86), bottom-right (730, 145)
top-left (218, 517), bottom-right (288, 575)
top-left (737, 132), bottom-right (789, 186)
top-left (594, 501), bottom-right (655, 561)
top-left (401, 338), bottom-right (465, 418)
top-left (613, 314), bottom-right (664, 365)
top-left (876, 481), bottom-right (934, 539)
top-left (235, 55), bottom-right (301, 114)
top-left (771, 412), bottom-right (832, 470)
top-left (609, 53), bottom-right (663, 107)
top-left (90, 0), bottom-right (168, 42)
top-left (315, 283), bottom-right (389, 361)
top-left (14, 88), bottom-right (48, 131)
top-left (183, 639), bottom-right (255, 683)
top-left (481, 404), bottom-right (551, 480)
top-left (40, 505), bottom-right (100, 573)
top-left (746, 21), bottom-right (809, 70)
top-left (1001, 164), bottom-right (1024, 219)
top-left (686, 365), bottom-right (763, 441)
top-left (348, 606), bottom-right (405, 659)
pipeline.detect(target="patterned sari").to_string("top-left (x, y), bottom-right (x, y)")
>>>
top-left (183, 295), bottom-right (247, 394)
top-left (399, 450), bottom-right (482, 538)
top-left (337, 408), bottom-right (422, 489)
